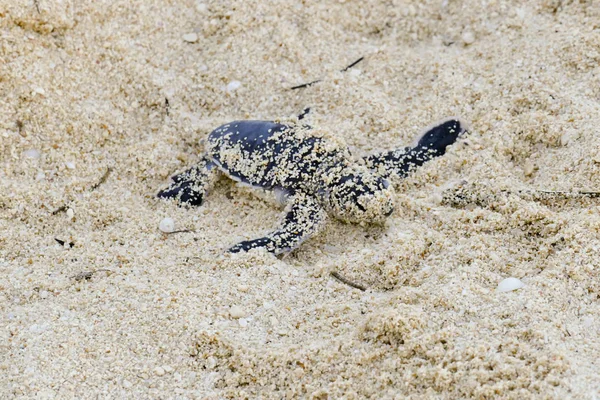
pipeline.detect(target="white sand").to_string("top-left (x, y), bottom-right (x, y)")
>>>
top-left (1, 0), bottom-right (600, 398)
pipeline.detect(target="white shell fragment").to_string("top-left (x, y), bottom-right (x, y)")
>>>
top-left (496, 277), bottom-right (525, 293)
top-left (23, 149), bottom-right (41, 159)
top-left (226, 80), bottom-right (241, 92)
top-left (182, 33), bottom-right (198, 43)
top-left (462, 31), bottom-right (476, 45)
top-left (229, 305), bottom-right (246, 319)
top-left (159, 217), bottom-right (175, 233)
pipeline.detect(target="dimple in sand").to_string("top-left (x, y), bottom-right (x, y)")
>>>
top-left (158, 117), bottom-right (466, 254)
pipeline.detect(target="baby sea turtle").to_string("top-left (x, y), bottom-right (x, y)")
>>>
top-left (158, 116), bottom-right (466, 254)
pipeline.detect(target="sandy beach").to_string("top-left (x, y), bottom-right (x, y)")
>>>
top-left (1, 0), bottom-right (600, 398)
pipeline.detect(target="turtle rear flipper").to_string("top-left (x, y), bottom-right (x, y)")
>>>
top-left (228, 193), bottom-right (327, 255)
top-left (363, 118), bottom-right (467, 178)
top-left (157, 157), bottom-right (219, 206)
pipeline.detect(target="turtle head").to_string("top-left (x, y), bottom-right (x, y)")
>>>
top-left (318, 165), bottom-right (395, 224)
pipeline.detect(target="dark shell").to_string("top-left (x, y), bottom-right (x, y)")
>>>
top-left (206, 120), bottom-right (344, 193)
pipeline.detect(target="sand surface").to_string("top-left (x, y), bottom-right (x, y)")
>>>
top-left (2, 0), bottom-right (600, 398)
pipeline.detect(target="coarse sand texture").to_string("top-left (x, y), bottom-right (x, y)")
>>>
top-left (1, 0), bottom-right (600, 398)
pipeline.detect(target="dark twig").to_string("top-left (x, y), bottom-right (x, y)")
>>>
top-left (34, 0), bottom-right (40, 13)
top-left (165, 98), bottom-right (170, 116)
top-left (340, 56), bottom-right (364, 72)
top-left (90, 167), bottom-right (112, 191)
top-left (16, 120), bottom-right (24, 135)
top-left (331, 271), bottom-right (367, 291)
top-left (517, 190), bottom-right (600, 199)
top-left (51, 204), bottom-right (69, 215)
top-left (166, 229), bottom-right (194, 234)
top-left (55, 238), bottom-right (74, 248)
top-left (443, 183), bottom-right (600, 209)
top-left (496, 189), bottom-right (600, 203)
top-left (297, 107), bottom-right (311, 120)
top-left (291, 56), bottom-right (365, 90)
top-left (52, 167), bottom-right (112, 215)
top-left (290, 80), bottom-right (321, 90)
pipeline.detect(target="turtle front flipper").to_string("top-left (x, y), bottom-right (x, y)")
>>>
top-left (228, 193), bottom-right (328, 255)
top-left (364, 118), bottom-right (466, 178)
top-left (157, 156), bottom-right (219, 206)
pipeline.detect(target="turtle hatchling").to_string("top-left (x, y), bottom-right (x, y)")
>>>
top-left (158, 115), bottom-right (466, 254)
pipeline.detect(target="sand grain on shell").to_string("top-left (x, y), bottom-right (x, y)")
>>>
top-left (2, 0), bottom-right (600, 398)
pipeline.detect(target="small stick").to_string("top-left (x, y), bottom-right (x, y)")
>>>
top-left (16, 120), bottom-right (24, 135)
top-left (290, 79), bottom-right (321, 90)
top-left (330, 271), bottom-right (367, 291)
top-left (51, 204), bottom-right (69, 215)
top-left (90, 167), bottom-right (112, 191)
top-left (291, 56), bottom-right (365, 90)
top-left (444, 183), bottom-right (600, 208)
top-left (55, 238), bottom-right (74, 247)
top-left (166, 229), bottom-right (194, 234)
top-left (297, 107), bottom-right (311, 120)
top-left (489, 189), bottom-right (600, 202)
top-left (51, 167), bottom-right (112, 215)
top-left (165, 98), bottom-right (170, 116)
top-left (340, 56), bottom-right (364, 72)
top-left (519, 190), bottom-right (600, 199)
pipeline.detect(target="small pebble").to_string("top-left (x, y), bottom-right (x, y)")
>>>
top-left (523, 161), bottom-right (534, 176)
top-left (154, 366), bottom-right (165, 376)
top-left (238, 318), bottom-right (248, 327)
top-left (29, 324), bottom-right (47, 334)
top-left (23, 149), bottom-right (41, 159)
top-left (39, 290), bottom-right (49, 299)
top-left (496, 277), bottom-right (525, 293)
top-left (66, 208), bottom-right (75, 219)
top-left (182, 33), bottom-right (198, 43)
top-left (462, 31), bottom-right (476, 45)
top-left (238, 284), bottom-right (249, 293)
top-left (206, 357), bottom-right (217, 369)
top-left (229, 305), bottom-right (246, 319)
top-left (65, 161), bottom-right (76, 169)
top-left (123, 380), bottom-right (133, 388)
top-left (226, 81), bottom-right (241, 92)
top-left (159, 217), bottom-right (175, 233)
